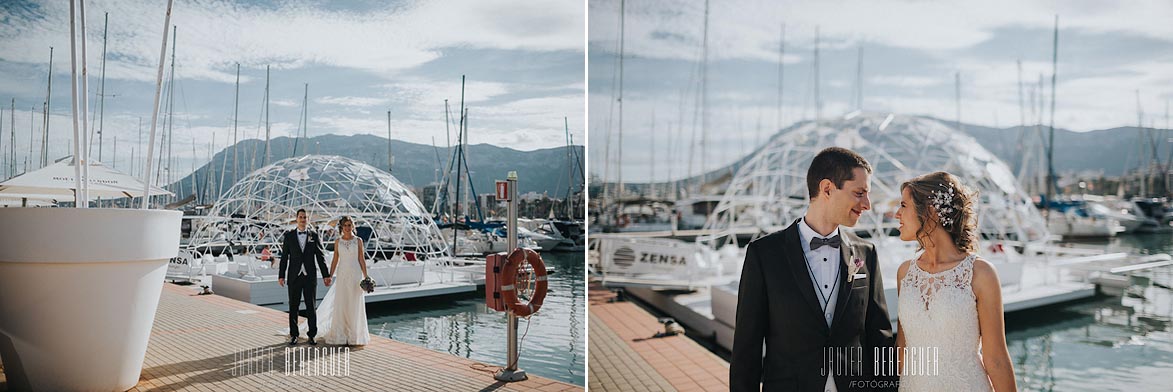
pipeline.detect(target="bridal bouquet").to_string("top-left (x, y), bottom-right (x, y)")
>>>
top-left (360, 277), bottom-right (376, 293)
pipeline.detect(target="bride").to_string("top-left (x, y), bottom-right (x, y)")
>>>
top-left (893, 172), bottom-right (1016, 391)
top-left (286, 216), bottom-right (371, 346)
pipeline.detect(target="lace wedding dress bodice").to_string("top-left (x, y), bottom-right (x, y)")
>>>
top-left (897, 254), bottom-right (991, 391)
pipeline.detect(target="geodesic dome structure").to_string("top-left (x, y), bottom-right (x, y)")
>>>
top-left (702, 113), bottom-right (1049, 252)
top-left (187, 155), bottom-right (449, 259)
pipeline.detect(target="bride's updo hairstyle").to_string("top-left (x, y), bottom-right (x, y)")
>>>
top-left (900, 171), bottom-right (978, 253)
top-left (338, 216), bottom-right (353, 232)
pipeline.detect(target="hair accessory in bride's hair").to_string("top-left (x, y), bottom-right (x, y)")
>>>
top-left (929, 183), bottom-right (956, 227)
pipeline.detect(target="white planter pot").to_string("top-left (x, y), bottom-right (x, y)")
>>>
top-left (0, 208), bottom-right (181, 391)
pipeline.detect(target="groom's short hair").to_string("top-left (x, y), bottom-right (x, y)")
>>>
top-left (296, 208), bottom-right (307, 217)
top-left (807, 147), bottom-right (872, 199)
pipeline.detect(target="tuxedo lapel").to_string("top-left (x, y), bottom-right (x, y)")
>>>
top-left (831, 234), bottom-right (856, 329)
top-left (782, 221), bottom-right (827, 325)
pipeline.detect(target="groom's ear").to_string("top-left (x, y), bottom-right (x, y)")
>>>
top-left (817, 178), bottom-right (834, 200)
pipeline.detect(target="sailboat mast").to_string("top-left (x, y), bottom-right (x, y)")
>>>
top-left (164, 25), bottom-right (177, 203)
top-left (777, 23), bottom-right (785, 132)
top-left (699, 0), bottom-right (709, 188)
top-left (263, 65), bottom-right (270, 167)
top-left (303, 83), bottom-right (308, 145)
top-left (40, 104), bottom-right (46, 169)
top-left (28, 105), bottom-right (34, 172)
top-left (814, 26), bottom-right (821, 123)
top-left (206, 134), bottom-right (214, 202)
top-left (1, 105), bottom-right (5, 179)
top-left (1137, 90), bottom-right (1146, 197)
top-left (232, 63), bottom-right (239, 186)
top-left (855, 46), bottom-right (864, 111)
top-left (616, 0), bottom-right (625, 201)
top-left (137, 0), bottom-right (174, 207)
top-left (42, 46), bottom-right (53, 167)
top-left (1045, 15), bottom-right (1058, 210)
top-left (9, 99), bottom-right (14, 178)
top-left (293, 83), bottom-right (307, 156)
top-left (565, 116), bottom-right (573, 218)
top-left (9, 100), bottom-right (15, 178)
top-left (955, 71), bottom-right (962, 132)
top-left (137, 117), bottom-right (142, 177)
top-left (394, 109), bottom-right (398, 172)
top-left (440, 99), bottom-right (453, 215)
top-left (97, 12), bottom-right (108, 163)
top-left (387, 110), bottom-right (392, 172)
top-left (649, 110), bottom-right (655, 198)
top-left (218, 132), bottom-right (228, 197)
top-left (190, 138), bottom-right (197, 203)
top-left (452, 75), bottom-right (466, 254)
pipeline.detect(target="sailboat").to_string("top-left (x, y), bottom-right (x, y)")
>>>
top-left (429, 76), bottom-right (535, 255)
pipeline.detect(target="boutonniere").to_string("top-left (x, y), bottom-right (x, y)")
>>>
top-left (847, 256), bottom-right (864, 282)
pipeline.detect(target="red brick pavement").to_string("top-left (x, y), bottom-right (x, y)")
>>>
top-left (588, 281), bottom-right (729, 392)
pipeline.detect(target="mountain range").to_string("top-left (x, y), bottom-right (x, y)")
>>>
top-left (597, 115), bottom-right (1171, 193)
top-left (167, 134), bottom-right (584, 202)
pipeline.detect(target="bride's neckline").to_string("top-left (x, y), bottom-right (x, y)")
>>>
top-left (913, 253), bottom-right (975, 276)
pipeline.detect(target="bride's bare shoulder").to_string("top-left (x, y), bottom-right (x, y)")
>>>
top-left (970, 256), bottom-right (1001, 294)
top-left (896, 259), bottom-right (912, 285)
top-left (898, 259), bottom-right (911, 273)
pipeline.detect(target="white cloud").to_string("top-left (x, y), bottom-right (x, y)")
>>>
top-left (315, 96), bottom-right (389, 107)
top-left (590, 0), bottom-right (1173, 62)
top-left (869, 75), bottom-right (943, 88)
top-left (1, 0), bottom-right (585, 83)
top-left (270, 99), bottom-right (298, 108)
top-left (380, 79), bottom-right (513, 107)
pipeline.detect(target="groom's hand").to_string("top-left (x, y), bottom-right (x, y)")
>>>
top-left (324, 277), bottom-right (332, 286)
top-left (278, 278), bottom-right (284, 287)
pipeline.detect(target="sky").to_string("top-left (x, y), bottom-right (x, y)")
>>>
top-left (0, 0), bottom-right (585, 182)
top-left (588, 0), bottom-right (1173, 184)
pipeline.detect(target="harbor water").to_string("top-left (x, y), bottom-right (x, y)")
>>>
top-left (1007, 234), bottom-right (1173, 391)
top-left (366, 251), bottom-right (586, 386)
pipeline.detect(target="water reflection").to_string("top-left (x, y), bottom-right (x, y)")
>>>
top-left (365, 252), bottom-right (585, 385)
top-left (1006, 234), bottom-right (1173, 391)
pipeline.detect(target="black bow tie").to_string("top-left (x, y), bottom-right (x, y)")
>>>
top-left (810, 235), bottom-right (841, 250)
top-left (298, 231), bottom-right (307, 236)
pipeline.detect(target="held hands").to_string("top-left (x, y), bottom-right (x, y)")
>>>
top-left (324, 277), bottom-right (332, 286)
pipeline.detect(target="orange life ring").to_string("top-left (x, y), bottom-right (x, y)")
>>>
top-left (500, 247), bottom-right (549, 317)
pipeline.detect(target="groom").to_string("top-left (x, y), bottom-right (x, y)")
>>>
top-left (279, 208), bottom-right (332, 346)
top-left (730, 147), bottom-right (897, 391)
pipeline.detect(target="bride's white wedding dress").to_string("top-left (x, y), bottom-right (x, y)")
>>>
top-left (897, 254), bottom-right (991, 391)
top-left (284, 236), bottom-right (370, 345)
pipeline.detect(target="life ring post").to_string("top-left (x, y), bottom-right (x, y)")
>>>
top-left (494, 170), bottom-right (528, 382)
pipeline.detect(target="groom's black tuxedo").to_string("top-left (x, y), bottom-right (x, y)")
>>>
top-left (730, 219), bottom-right (897, 392)
top-left (279, 229), bottom-right (330, 281)
top-left (280, 228), bottom-right (331, 339)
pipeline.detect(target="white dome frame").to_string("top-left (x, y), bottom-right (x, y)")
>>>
top-left (188, 155), bottom-right (450, 259)
top-left (701, 114), bottom-right (1050, 252)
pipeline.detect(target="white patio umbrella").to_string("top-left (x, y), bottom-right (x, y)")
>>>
top-left (0, 156), bottom-right (173, 201)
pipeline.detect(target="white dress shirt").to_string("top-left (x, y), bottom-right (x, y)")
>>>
top-left (297, 230), bottom-right (308, 276)
top-left (797, 217), bottom-right (842, 392)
